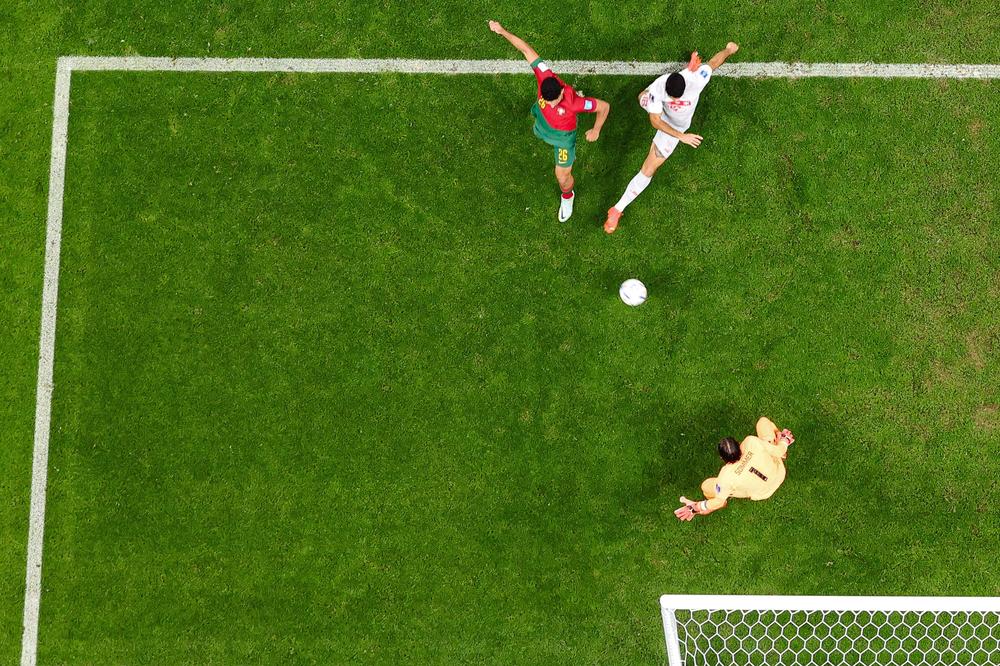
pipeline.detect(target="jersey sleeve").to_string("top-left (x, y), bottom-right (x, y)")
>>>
top-left (638, 75), bottom-right (667, 115)
top-left (769, 438), bottom-right (789, 460)
top-left (567, 94), bottom-right (599, 114)
top-left (691, 64), bottom-right (712, 92)
top-left (747, 435), bottom-right (788, 461)
top-left (530, 57), bottom-right (555, 84)
top-left (714, 469), bottom-right (735, 502)
top-left (755, 417), bottom-right (778, 443)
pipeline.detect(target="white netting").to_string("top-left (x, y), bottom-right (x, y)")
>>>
top-left (663, 600), bottom-right (1000, 666)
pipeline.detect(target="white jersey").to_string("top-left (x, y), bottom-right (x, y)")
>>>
top-left (639, 64), bottom-right (712, 132)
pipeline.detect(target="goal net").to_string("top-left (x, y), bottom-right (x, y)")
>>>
top-left (660, 595), bottom-right (1000, 666)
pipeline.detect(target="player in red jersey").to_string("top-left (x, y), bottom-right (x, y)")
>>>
top-left (490, 21), bottom-right (611, 222)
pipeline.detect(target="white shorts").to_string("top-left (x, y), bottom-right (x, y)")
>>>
top-left (652, 130), bottom-right (680, 159)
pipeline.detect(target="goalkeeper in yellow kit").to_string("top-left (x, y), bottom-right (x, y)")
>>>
top-left (674, 417), bottom-right (795, 521)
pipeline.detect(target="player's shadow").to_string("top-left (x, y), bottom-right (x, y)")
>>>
top-left (637, 399), bottom-right (758, 502)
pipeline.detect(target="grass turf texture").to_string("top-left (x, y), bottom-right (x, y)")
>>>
top-left (29, 70), bottom-right (999, 663)
top-left (9, 0), bottom-right (1000, 63)
top-left (1, 2), bottom-right (999, 662)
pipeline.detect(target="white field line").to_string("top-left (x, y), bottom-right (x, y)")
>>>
top-left (20, 53), bottom-right (998, 666)
top-left (65, 55), bottom-right (1000, 78)
top-left (21, 58), bottom-right (72, 666)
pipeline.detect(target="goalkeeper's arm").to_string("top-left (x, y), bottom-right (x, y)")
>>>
top-left (756, 417), bottom-right (794, 460)
top-left (674, 495), bottom-right (726, 521)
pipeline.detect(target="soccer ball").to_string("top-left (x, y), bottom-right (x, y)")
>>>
top-left (619, 279), bottom-right (647, 306)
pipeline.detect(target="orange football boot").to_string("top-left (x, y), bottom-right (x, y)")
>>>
top-left (603, 207), bottom-right (622, 234)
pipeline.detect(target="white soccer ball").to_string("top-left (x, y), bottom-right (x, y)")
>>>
top-left (619, 279), bottom-right (647, 306)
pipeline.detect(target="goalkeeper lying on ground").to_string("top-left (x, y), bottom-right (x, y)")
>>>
top-left (674, 417), bottom-right (795, 521)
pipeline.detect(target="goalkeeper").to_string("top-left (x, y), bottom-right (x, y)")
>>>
top-left (674, 417), bottom-right (794, 521)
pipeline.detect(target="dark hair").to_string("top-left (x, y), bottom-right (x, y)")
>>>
top-left (665, 72), bottom-right (686, 98)
top-left (718, 437), bottom-right (741, 463)
top-left (540, 77), bottom-right (563, 101)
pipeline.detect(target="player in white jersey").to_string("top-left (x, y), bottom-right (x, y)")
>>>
top-left (603, 43), bottom-right (739, 233)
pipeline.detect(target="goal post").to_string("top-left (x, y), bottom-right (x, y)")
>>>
top-left (660, 594), bottom-right (1000, 666)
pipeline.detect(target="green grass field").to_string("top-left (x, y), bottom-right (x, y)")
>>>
top-left (2, 2), bottom-right (999, 664)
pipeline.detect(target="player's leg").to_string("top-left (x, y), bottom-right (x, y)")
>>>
top-left (554, 146), bottom-right (576, 222)
top-left (707, 42), bottom-right (740, 70)
top-left (701, 477), bottom-right (719, 499)
top-left (554, 165), bottom-right (574, 194)
top-left (638, 138), bottom-right (671, 178)
top-left (603, 134), bottom-right (675, 233)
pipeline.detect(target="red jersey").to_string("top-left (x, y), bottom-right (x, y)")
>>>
top-left (530, 58), bottom-right (598, 132)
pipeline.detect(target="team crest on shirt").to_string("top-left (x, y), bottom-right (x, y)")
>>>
top-left (557, 107), bottom-right (565, 115)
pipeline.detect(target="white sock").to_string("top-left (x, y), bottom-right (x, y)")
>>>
top-left (614, 172), bottom-right (652, 212)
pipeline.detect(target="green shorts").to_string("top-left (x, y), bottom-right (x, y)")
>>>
top-left (531, 108), bottom-right (577, 167)
top-left (547, 140), bottom-right (576, 168)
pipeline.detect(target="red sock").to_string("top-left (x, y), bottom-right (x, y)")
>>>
top-left (561, 189), bottom-right (574, 199)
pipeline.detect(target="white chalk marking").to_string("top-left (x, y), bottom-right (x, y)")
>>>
top-left (62, 56), bottom-right (1000, 78)
top-left (21, 56), bottom-right (72, 666)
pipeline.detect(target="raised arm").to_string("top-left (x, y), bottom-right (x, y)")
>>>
top-left (489, 21), bottom-right (540, 64)
top-left (707, 42), bottom-right (740, 71)
top-left (755, 417), bottom-right (780, 442)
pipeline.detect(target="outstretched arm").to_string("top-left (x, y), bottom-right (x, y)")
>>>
top-left (489, 21), bottom-right (540, 64)
top-left (675, 479), bottom-right (729, 521)
top-left (674, 495), bottom-right (726, 521)
top-left (708, 42), bottom-right (740, 71)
